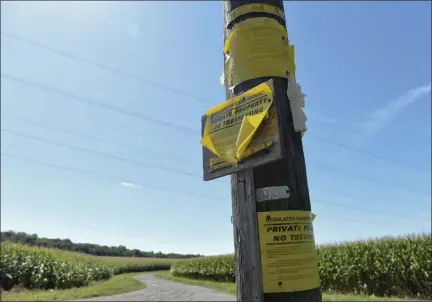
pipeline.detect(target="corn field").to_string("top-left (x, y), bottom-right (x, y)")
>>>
top-left (170, 233), bottom-right (432, 298)
top-left (171, 254), bottom-right (236, 283)
top-left (0, 242), bottom-right (170, 291)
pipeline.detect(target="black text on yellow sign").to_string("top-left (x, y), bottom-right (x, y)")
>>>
top-left (200, 81), bottom-right (273, 165)
top-left (201, 79), bottom-right (285, 181)
top-left (258, 211), bottom-right (320, 293)
top-left (267, 224), bottom-right (315, 242)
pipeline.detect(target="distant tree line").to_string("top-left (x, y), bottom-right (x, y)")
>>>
top-left (1, 230), bottom-right (202, 259)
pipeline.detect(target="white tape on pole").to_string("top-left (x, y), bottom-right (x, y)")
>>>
top-left (256, 186), bottom-right (290, 202)
top-left (287, 75), bottom-right (307, 137)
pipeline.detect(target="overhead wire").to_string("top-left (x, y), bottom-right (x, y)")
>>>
top-left (1, 128), bottom-right (206, 181)
top-left (3, 30), bottom-right (429, 174)
top-left (308, 163), bottom-right (430, 196)
top-left (2, 31), bottom-right (430, 209)
top-left (312, 198), bottom-right (429, 223)
top-left (2, 152), bottom-right (427, 226)
top-left (0, 31), bottom-right (213, 105)
top-left (309, 134), bottom-right (430, 173)
top-left (1, 73), bottom-right (200, 135)
top-left (3, 73), bottom-right (429, 184)
top-left (0, 152), bottom-right (224, 202)
top-left (2, 114), bottom-right (429, 196)
top-left (1, 112), bottom-right (194, 164)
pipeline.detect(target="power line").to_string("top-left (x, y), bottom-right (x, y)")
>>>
top-left (1, 128), bottom-right (206, 181)
top-left (311, 188), bottom-right (430, 220)
top-left (1, 32), bottom-right (428, 174)
top-left (2, 152), bottom-right (425, 228)
top-left (2, 117), bottom-right (428, 196)
top-left (309, 162), bottom-right (430, 196)
top-left (1, 112), bottom-right (194, 164)
top-left (2, 31), bottom-right (428, 236)
top-left (3, 71), bottom-right (428, 179)
top-left (2, 117), bottom-right (428, 209)
top-left (1, 32), bottom-right (428, 232)
top-left (312, 198), bottom-right (428, 223)
top-left (0, 152), bottom-right (224, 202)
top-left (309, 134), bottom-right (430, 173)
top-left (314, 216), bottom-right (412, 229)
top-left (1, 73), bottom-right (200, 135)
top-left (1, 35), bottom-right (428, 195)
top-left (313, 215), bottom-right (415, 232)
top-left (0, 31), bottom-right (212, 105)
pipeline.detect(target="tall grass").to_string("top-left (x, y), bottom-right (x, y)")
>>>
top-left (170, 233), bottom-right (432, 298)
top-left (0, 242), bottom-right (170, 291)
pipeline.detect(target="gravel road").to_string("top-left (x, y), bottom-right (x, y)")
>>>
top-left (77, 273), bottom-right (236, 301)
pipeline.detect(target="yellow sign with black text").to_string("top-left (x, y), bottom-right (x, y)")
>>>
top-left (224, 17), bottom-right (296, 89)
top-left (257, 211), bottom-right (320, 293)
top-left (200, 81), bottom-right (273, 165)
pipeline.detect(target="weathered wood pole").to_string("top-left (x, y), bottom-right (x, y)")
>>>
top-left (224, 1), bottom-right (322, 301)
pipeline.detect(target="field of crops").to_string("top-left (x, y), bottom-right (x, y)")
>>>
top-left (171, 233), bottom-right (432, 298)
top-left (90, 255), bottom-right (179, 264)
top-left (0, 242), bottom-right (171, 291)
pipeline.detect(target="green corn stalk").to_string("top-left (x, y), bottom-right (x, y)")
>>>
top-left (170, 233), bottom-right (431, 298)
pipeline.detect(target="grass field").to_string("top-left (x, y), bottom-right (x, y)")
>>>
top-left (155, 271), bottom-right (417, 301)
top-left (1, 272), bottom-right (146, 301)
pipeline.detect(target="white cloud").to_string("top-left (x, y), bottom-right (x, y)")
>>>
top-left (357, 82), bottom-right (431, 141)
top-left (120, 182), bottom-right (140, 188)
top-left (321, 82), bottom-right (431, 167)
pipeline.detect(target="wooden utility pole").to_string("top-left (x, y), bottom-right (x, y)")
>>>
top-left (223, 1), bottom-right (322, 301)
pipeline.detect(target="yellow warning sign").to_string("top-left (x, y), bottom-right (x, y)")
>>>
top-left (200, 81), bottom-right (273, 165)
top-left (257, 210), bottom-right (320, 293)
top-left (224, 17), bottom-right (296, 89)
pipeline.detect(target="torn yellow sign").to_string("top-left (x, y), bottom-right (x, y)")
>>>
top-left (200, 82), bottom-right (273, 164)
top-left (224, 17), bottom-right (296, 89)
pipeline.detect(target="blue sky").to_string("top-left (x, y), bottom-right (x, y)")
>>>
top-left (1, 1), bottom-right (430, 256)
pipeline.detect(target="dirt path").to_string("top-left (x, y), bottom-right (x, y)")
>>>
top-left (77, 273), bottom-right (235, 301)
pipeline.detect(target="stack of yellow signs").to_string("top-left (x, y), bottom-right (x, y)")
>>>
top-left (203, 13), bottom-right (298, 172)
top-left (200, 81), bottom-right (274, 166)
